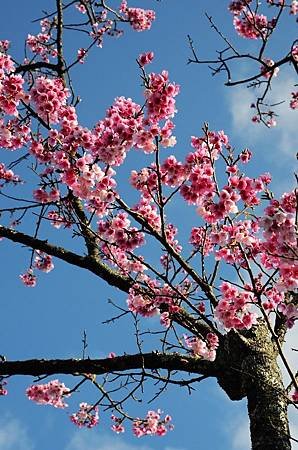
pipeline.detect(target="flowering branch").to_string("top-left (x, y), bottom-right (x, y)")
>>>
top-left (0, 225), bottom-right (130, 292)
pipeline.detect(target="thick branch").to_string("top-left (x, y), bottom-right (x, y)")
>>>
top-left (0, 225), bottom-right (130, 292)
top-left (0, 353), bottom-right (217, 377)
top-left (14, 62), bottom-right (60, 74)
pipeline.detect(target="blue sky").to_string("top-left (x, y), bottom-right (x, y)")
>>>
top-left (0, 1), bottom-right (297, 449)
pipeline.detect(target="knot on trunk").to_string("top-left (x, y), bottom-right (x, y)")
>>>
top-left (216, 320), bottom-right (278, 401)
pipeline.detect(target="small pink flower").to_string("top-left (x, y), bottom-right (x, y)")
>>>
top-left (20, 271), bottom-right (37, 287)
top-left (138, 51), bottom-right (154, 66)
top-left (70, 403), bottom-right (99, 428)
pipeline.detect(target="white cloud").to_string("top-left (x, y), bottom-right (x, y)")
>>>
top-left (0, 417), bottom-right (34, 450)
top-left (289, 409), bottom-right (298, 450)
top-left (285, 330), bottom-right (298, 450)
top-left (65, 432), bottom-right (185, 450)
top-left (229, 417), bottom-right (250, 450)
top-left (280, 324), bottom-right (298, 385)
top-left (227, 73), bottom-right (298, 163)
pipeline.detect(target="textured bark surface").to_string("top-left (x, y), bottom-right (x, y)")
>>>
top-left (218, 321), bottom-right (291, 450)
top-left (246, 359), bottom-right (290, 450)
top-left (243, 325), bottom-right (291, 450)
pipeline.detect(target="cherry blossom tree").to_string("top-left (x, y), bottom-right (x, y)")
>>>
top-left (0, 1), bottom-right (297, 449)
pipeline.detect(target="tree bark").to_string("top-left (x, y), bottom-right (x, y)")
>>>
top-left (217, 322), bottom-right (292, 450)
top-left (246, 355), bottom-right (291, 450)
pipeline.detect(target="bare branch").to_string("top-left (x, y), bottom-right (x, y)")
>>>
top-left (0, 353), bottom-right (218, 377)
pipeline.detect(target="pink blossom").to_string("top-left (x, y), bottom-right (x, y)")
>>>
top-left (132, 410), bottom-right (173, 437)
top-left (290, 0), bottom-right (298, 14)
top-left (215, 282), bottom-right (258, 330)
top-left (0, 74), bottom-right (27, 116)
top-left (0, 162), bottom-right (19, 184)
top-left (77, 48), bottom-right (87, 63)
top-left (98, 212), bottom-right (144, 251)
top-left (233, 12), bottom-right (269, 39)
top-left (33, 188), bottom-right (59, 204)
top-left (145, 71), bottom-right (180, 124)
top-left (30, 77), bottom-right (69, 124)
top-left (34, 252), bottom-right (54, 273)
top-left (138, 51), bottom-right (154, 66)
top-left (190, 227), bottom-right (214, 255)
top-left (266, 117), bottom-right (277, 127)
top-left (75, 3), bottom-right (86, 14)
top-left (111, 415), bottom-right (125, 434)
top-left (260, 59), bottom-right (279, 79)
top-left (0, 381), bottom-right (8, 396)
top-left (120, 1), bottom-right (156, 31)
top-left (184, 333), bottom-right (219, 361)
top-left (92, 96), bottom-right (143, 165)
top-left (291, 389), bottom-right (298, 403)
top-left (20, 271), bottom-right (37, 287)
top-left (240, 148), bottom-right (252, 163)
top-left (47, 211), bottom-right (72, 229)
top-left (278, 303), bottom-right (298, 328)
top-left (70, 403), bottom-right (99, 428)
top-left (290, 91), bottom-right (298, 109)
top-left (26, 379), bottom-right (70, 408)
top-left (228, 1), bottom-right (251, 15)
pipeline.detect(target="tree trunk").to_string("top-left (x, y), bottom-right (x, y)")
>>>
top-left (246, 354), bottom-right (291, 450)
top-left (217, 321), bottom-right (291, 450)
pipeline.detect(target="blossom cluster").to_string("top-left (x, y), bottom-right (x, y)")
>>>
top-left (0, 162), bottom-right (19, 185)
top-left (0, 118), bottom-right (30, 150)
top-left (290, 91), bottom-right (298, 109)
top-left (101, 243), bottom-right (146, 275)
top-left (22, 68), bottom-right (180, 232)
top-left (111, 415), bottom-right (125, 434)
top-left (33, 187), bottom-right (60, 204)
top-left (30, 77), bottom-right (69, 124)
top-left (184, 332), bottom-right (219, 361)
top-left (20, 252), bottom-right (54, 287)
top-left (0, 381), bottom-right (8, 396)
top-left (215, 282), bottom-right (258, 330)
top-left (127, 276), bottom-right (181, 319)
top-left (132, 410), bottom-right (173, 437)
top-left (145, 71), bottom-right (180, 124)
top-left (26, 380), bottom-right (70, 408)
top-left (228, 1), bottom-right (279, 39)
top-left (120, 1), bottom-right (155, 31)
top-left (19, 271), bottom-right (37, 288)
top-left (138, 51), bottom-right (154, 67)
top-left (26, 19), bottom-right (57, 61)
top-left (70, 403), bottom-right (99, 428)
top-left (0, 72), bottom-right (28, 116)
top-left (180, 132), bottom-right (267, 223)
top-left (34, 251), bottom-right (54, 273)
top-left (97, 213), bottom-right (144, 252)
top-left (233, 12), bottom-right (269, 39)
top-left (259, 192), bottom-right (297, 294)
top-left (92, 96), bottom-right (143, 165)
